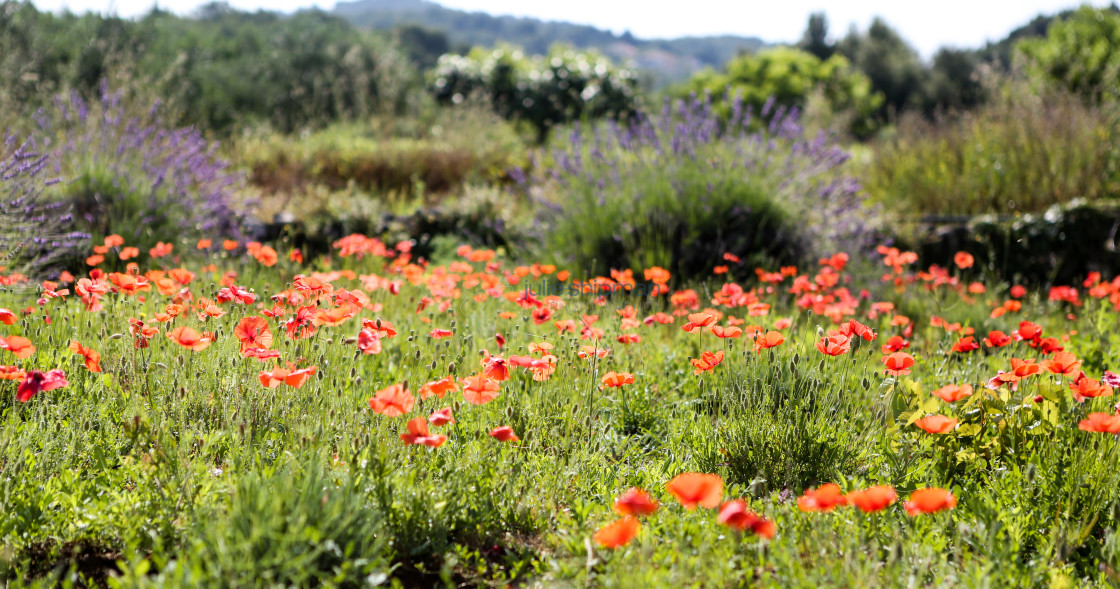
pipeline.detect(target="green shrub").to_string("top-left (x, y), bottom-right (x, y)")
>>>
top-left (861, 79), bottom-right (1120, 217)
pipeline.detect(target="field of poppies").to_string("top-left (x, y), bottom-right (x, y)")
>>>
top-left (0, 229), bottom-right (1117, 588)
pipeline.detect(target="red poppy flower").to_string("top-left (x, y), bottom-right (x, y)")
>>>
top-left (460, 373), bottom-right (501, 405)
top-left (400, 417), bottom-right (447, 447)
top-left (234, 316), bottom-right (273, 353)
top-left (682, 311), bottom-right (718, 333)
top-left (931, 384), bottom-right (972, 403)
top-left (840, 319), bottom-right (876, 341)
top-left (1078, 413), bottom-right (1120, 433)
top-left (600, 371), bottom-right (635, 389)
top-left (489, 425), bottom-right (519, 442)
top-left (429, 328), bottom-right (453, 339)
top-left (951, 336), bottom-right (980, 353)
top-left (617, 333), bottom-right (641, 344)
top-left (369, 383), bottom-right (415, 416)
top-left (1042, 351), bottom-right (1081, 377)
top-left (428, 407), bottom-right (454, 426)
top-left (16, 369), bottom-right (68, 402)
top-left (914, 415), bottom-right (958, 434)
top-left (614, 488), bottom-right (659, 517)
top-left (418, 376), bottom-right (459, 400)
top-left (259, 365), bottom-right (318, 389)
top-left (711, 325), bottom-right (742, 339)
top-left (593, 517), bottom-right (640, 548)
top-left (690, 350), bottom-right (725, 375)
top-left (167, 327), bottom-right (213, 352)
top-left (904, 488), bottom-right (957, 516)
top-left (0, 308), bottom-right (17, 325)
top-left (753, 330), bottom-right (785, 353)
top-left (68, 341), bottom-right (102, 373)
top-left (882, 352), bottom-right (915, 376)
top-left (666, 472), bottom-right (723, 510)
top-left (1070, 375), bottom-right (1113, 403)
top-left (983, 331), bottom-right (1012, 348)
top-left (0, 335), bottom-right (36, 359)
top-left (816, 332), bottom-right (852, 356)
top-left (797, 483), bottom-right (848, 512)
top-left (954, 251), bottom-right (974, 269)
top-left (846, 485), bottom-right (897, 513)
top-left (716, 500), bottom-right (776, 538)
top-left (881, 335), bottom-right (909, 354)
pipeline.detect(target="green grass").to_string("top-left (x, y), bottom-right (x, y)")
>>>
top-left (0, 242), bottom-right (1118, 587)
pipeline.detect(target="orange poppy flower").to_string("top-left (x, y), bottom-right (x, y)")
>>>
top-left (1042, 351), bottom-right (1081, 377)
top-left (418, 376), bottom-right (459, 400)
top-left (666, 472), bottom-right (723, 510)
top-left (711, 325), bottom-right (742, 339)
top-left (103, 234), bottom-right (125, 248)
top-left (254, 245), bottom-right (279, 266)
top-left (600, 371), bottom-right (635, 389)
top-left (1078, 413), bottom-right (1120, 433)
top-left (614, 488), bottom-right (659, 517)
top-left (167, 326), bottom-right (212, 351)
top-left (914, 415), bottom-right (958, 434)
top-left (690, 350), bottom-right (724, 375)
top-left (816, 332), bottom-right (852, 356)
top-left (682, 311), bottom-right (718, 333)
top-left (931, 384), bottom-right (973, 403)
top-left (954, 251), bottom-right (974, 269)
top-left (578, 346), bottom-right (610, 360)
top-left (460, 373), bottom-right (501, 405)
top-left (399, 417), bottom-right (447, 447)
top-left (489, 425), bottom-right (519, 442)
top-left (904, 488), bottom-right (957, 516)
top-left (428, 407), bottom-right (454, 426)
top-left (1070, 375), bottom-right (1113, 403)
top-left (846, 485), bottom-right (897, 513)
top-left (258, 365), bottom-right (318, 389)
top-left (593, 517), bottom-right (640, 548)
top-left (369, 383), bottom-right (415, 416)
top-left (222, 239), bottom-right (239, 251)
top-left (797, 483), bottom-right (848, 512)
top-left (234, 316), bottom-right (273, 352)
top-left (68, 341), bottom-right (102, 373)
top-left (753, 330), bottom-right (785, 353)
top-left (0, 365), bottom-right (27, 381)
top-left (197, 239), bottom-right (212, 249)
top-left (1009, 358), bottom-right (1041, 379)
top-left (716, 500), bottom-right (776, 538)
top-left (882, 352), bottom-right (915, 376)
top-left (616, 333), bottom-right (641, 344)
top-left (119, 247), bottom-right (139, 260)
top-left (1, 335), bottom-right (35, 359)
top-left (0, 308), bottom-right (17, 326)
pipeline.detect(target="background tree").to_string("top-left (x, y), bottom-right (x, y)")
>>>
top-left (836, 18), bottom-right (927, 118)
top-left (799, 12), bottom-right (835, 61)
top-left (1016, 5), bottom-right (1120, 103)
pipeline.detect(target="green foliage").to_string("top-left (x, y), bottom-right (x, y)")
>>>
top-left (861, 79), bottom-right (1120, 217)
top-left (0, 2), bottom-right (416, 134)
top-left (1018, 5), bottom-right (1120, 103)
top-left (680, 47), bottom-right (883, 138)
top-left (836, 18), bottom-right (926, 118)
top-left (429, 45), bottom-right (639, 143)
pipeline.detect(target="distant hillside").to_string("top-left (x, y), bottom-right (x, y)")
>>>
top-left (332, 0), bottom-right (766, 85)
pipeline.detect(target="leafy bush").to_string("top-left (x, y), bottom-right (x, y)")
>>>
top-left (429, 45), bottom-right (639, 143)
top-left (679, 46), bottom-right (883, 139)
top-left (38, 86), bottom-right (246, 260)
top-left (1017, 6), bottom-right (1120, 103)
top-left (520, 95), bottom-right (875, 279)
top-left (861, 79), bottom-right (1120, 217)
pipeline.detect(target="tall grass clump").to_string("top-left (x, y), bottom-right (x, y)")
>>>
top-left (37, 85), bottom-right (246, 259)
top-left (862, 79), bottom-right (1120, 217)
top-left (0, 135), bottom-right (88, 277)
top-left (521, 94), bottom-right (875, 279)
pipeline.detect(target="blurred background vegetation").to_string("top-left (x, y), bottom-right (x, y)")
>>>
top-left (2, 0), bottom-right (1120, 282)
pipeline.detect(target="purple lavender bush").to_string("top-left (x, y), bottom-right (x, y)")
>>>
top-left (36, 85), bottom-right (246, 260)
top-left (0, 135), bottom-right (88, 278)
top-left (519, 93), bottom-right (880, 279)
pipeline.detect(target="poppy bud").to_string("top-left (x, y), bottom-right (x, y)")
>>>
top-left (317, 370), bottom-right (325, 381)
top-left (453, 401), bottom-right (461, 413)
top-left (407, 336), bottom-right (414, 342)
top-left (349, 367), bottom-right (357, 378)
top-left (450, 320), bottom-right (457, 328)
top-left (414, 349), bottom-right (421, 360)
top-left (109, 333), bottom-right (123, 340)
top-left (154, 362), bottom-right (167, 369)
top-left (354, 376), bottom-right (362, 386)
top-left (325, 338), bottom-right (333, 345)
top-left (344, 337), bottom-right (357, 345)
top-left (505, 406), bottom-right (514, 418)
top-left (1033, 395), bottom-right (1043, 403)
top-left (448, 362), bottom-right (456, 373)
top-left (402, 380), bottom-right (410, 391)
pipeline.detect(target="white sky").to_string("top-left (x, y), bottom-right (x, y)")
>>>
top-left (29, 0), bottom-right (1109, 57)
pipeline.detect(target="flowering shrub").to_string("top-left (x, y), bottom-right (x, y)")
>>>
top-left (37, 86), bottom-right (246, 263)
top-left (521, 94), bottom-right (878, 280)
top-left (0, 135), bottom-right (87, 276)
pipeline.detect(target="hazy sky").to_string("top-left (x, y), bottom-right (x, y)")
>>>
top-left (29, 0), bottom-right (1109, 57)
